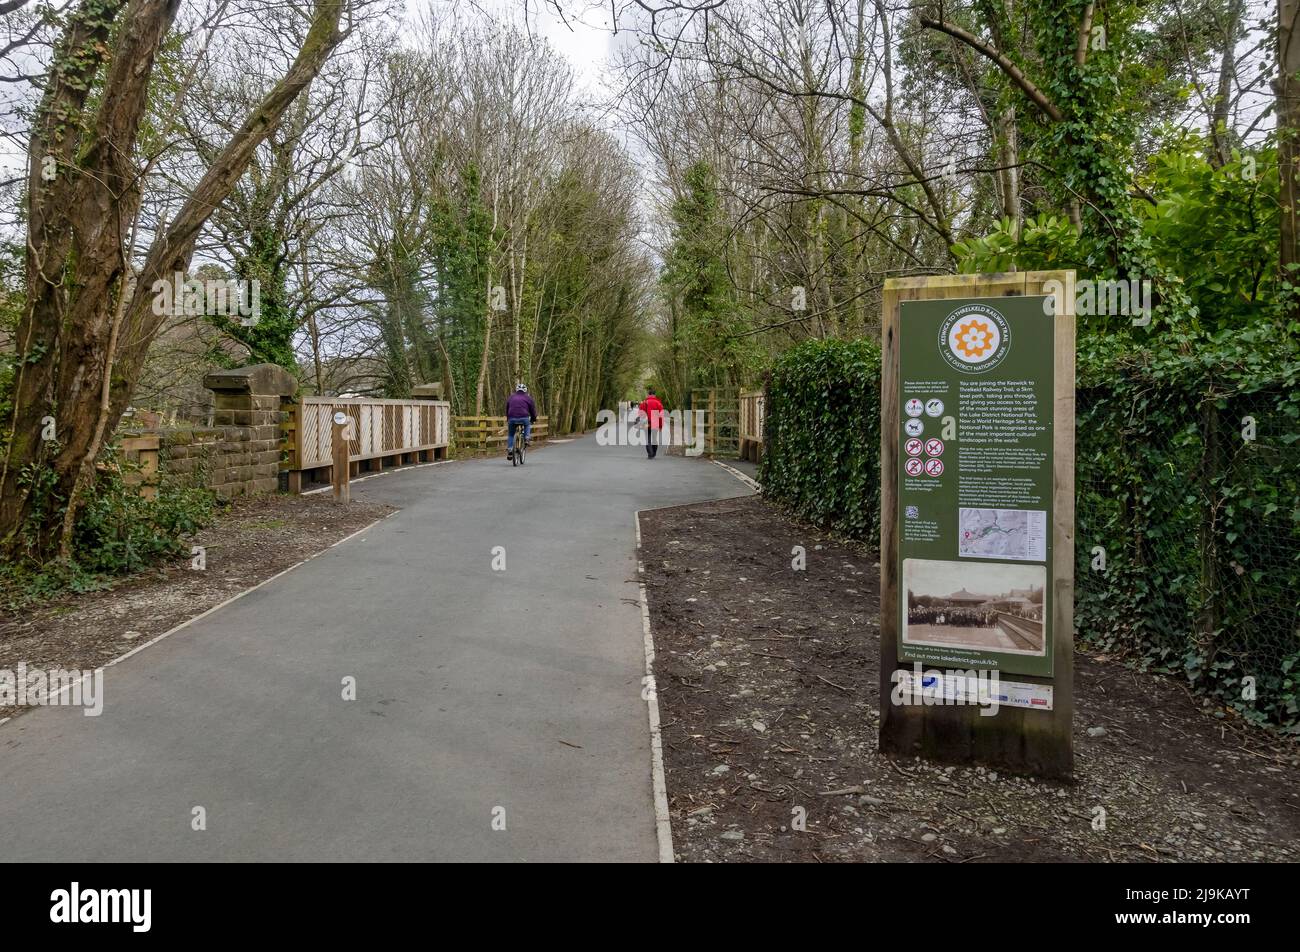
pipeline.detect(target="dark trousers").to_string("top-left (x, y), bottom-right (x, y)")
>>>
top-left (646, 427), bottom-right (659, 458)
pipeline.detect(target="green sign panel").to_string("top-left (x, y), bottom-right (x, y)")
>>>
top-left (897, 295), bottom-right (1055, 678)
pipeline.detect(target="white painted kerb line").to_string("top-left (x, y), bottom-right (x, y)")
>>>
top-left (709, 458), bottom-right (760, 491)
top-left (635, 510), bottom-right (675, 863)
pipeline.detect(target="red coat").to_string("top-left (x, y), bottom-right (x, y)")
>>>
top-left (639, 395), bottom-right (665, 429)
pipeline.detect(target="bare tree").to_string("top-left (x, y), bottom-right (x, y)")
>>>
top-left (1, 0), bottom-right (352, 559)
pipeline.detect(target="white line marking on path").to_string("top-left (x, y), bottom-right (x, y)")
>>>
top-left (635, 509), bottom-right (675, 863)
top-left (709, 458), bottom-right (761, 491)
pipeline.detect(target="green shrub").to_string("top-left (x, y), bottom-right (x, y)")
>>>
top-left (759, 338), bottom-right (881, 541)
top-left (73, 469), bottom-right (216, 575)
top-left (0, 456), bottom-right (218, 611)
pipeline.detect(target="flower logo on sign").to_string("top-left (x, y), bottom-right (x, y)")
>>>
top-left (939, 303), bottom-right (1010, 372)
top-left (954, 320), bottom-right (993, 359)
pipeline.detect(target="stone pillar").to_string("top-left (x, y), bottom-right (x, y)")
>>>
top-left (202, 364), bottom-right (298, 497)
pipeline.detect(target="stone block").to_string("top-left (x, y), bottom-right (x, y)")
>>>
top-left (203, 363), bottom-right (298, 398)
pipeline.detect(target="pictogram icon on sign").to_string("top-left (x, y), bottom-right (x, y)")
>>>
top-left (904, 419), bottom-right (924, 437)
top-left (925, 438), bottom-right (944, 457)
top-left (905, 438), bottom-right (923, 457)
top-left (905, 458), bottom-right (924, 477)
top-left (925, 458), bottom-right (944, 477)
top-left (905, 398), bottom-right (924, 417)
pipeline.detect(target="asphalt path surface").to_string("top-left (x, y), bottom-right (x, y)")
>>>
top-left (0, 433), bottom-right (751, 861)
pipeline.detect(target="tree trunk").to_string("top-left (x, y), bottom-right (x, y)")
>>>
top-left (1280, 0), bottom-right (1300, 273)
top-left (474, 295), bottom-right (493, 416)
top-left (999, 105), bottom-right (1021, 231)
top-left (1209, 0), bottom-right (1243, 167)
top-left (0, 0), bottom-right (346, 559)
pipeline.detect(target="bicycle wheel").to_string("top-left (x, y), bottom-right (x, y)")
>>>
top-left (519, 441), bottom-right (526, 465)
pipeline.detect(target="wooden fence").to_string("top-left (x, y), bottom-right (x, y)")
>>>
top-left (738, 389), bottom-right (765, 462)
top-left (282, 397), bottom-right (450, 491)
top-left (452, 415), bottom-right (550, 451)
top-left (690, 388), bottom-right (739, 457)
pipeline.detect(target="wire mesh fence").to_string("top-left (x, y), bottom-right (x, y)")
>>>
top-left (1075, 367), bottom-right (1300, 727)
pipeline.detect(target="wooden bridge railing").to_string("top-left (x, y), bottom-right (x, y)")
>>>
top-left (738, 389), bottom-right (765, 462)
top-left (282, 397), bottom-right (450, 491)
top-left (453, 415), bottom-right (550, 451)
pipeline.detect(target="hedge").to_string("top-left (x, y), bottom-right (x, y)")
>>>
top-left (759, 338), bottom-right (881, 540)
top-left (1075, 334), bottom-right (1300, 727)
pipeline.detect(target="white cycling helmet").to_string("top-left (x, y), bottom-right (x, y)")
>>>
top-left (516, 382), bottom-right (528, 392)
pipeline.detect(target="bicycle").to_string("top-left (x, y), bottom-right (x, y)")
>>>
top-left (506, 421), bottom-right (527, 466)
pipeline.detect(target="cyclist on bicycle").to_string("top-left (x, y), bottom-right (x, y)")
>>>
top-left (506, 383), bottom-right (537, 460)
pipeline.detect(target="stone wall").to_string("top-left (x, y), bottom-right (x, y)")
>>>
top-left (120, 363), bottom-right (297, 500)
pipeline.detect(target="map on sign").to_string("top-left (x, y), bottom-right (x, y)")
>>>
top-left (958, 507), bottom-right (1047, 561)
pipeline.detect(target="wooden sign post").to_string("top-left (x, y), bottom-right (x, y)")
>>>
top-left (331, 410), bottom-right (351, 504)
top-left (879, 272), bottom-right (1075, 779)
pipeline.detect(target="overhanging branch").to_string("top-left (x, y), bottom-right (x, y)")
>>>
top-left (919, 17), bottom-right (1064, 123)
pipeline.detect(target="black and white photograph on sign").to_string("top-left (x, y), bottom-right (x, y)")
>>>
top-left (903, 558), bottom-right (1047, 655)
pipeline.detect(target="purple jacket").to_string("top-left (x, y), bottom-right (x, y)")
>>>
top-left (506, 392), bottom-right (537, 421)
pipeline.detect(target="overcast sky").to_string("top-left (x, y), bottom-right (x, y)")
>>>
top-left (408, 0), bottom-right (623, 96)
top-left (0, 1), bottom-right (627, 173)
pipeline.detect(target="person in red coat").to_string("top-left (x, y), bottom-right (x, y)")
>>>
top-left (639, 387), bottom-right (665, 459)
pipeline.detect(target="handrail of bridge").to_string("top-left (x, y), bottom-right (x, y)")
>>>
top-left (282, 396), bottom-right (450, 491)
top-left (738, 389), bottom-right (765, 462)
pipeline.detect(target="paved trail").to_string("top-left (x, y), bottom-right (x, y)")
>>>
top-left (0, 434), bottom-right (751, 861)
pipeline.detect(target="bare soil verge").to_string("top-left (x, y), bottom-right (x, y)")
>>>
top-left (639, 493), bottom-right (1300, 863)
top-left (0, 493), bottom-right (394, 720)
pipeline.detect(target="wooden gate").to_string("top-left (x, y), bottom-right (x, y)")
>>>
top-left (690, 387), bottom-right (740, 457)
